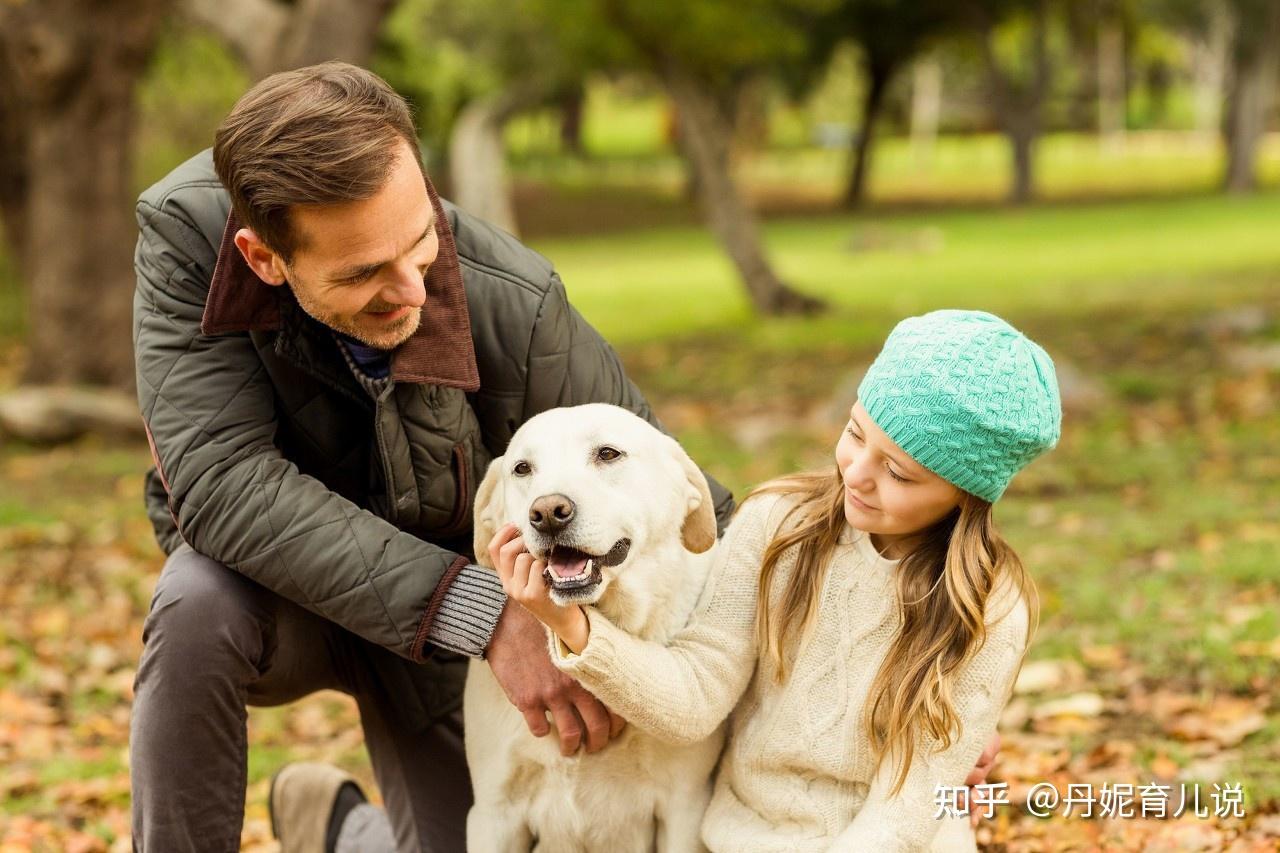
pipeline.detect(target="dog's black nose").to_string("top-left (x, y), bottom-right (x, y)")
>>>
top-left (529, 494), bottom-right (576, 535)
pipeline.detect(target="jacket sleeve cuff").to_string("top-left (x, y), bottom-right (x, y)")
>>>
top-left (414, 560), bottom-right (508, 660)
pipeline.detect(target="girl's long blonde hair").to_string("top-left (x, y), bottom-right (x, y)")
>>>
top-left (751, 467), bottom-right (1038, 794)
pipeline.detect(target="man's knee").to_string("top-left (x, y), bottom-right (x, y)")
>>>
top-left (139, 546), bottom-right (273, 675)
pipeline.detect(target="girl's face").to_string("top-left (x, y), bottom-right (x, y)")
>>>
top-left (835, 401), bottom-right (962, 558)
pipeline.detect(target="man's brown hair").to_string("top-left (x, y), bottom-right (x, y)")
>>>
top-left (213, 62), bottom-right (421, 262)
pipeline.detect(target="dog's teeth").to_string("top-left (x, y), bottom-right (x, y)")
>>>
top-left (548, 558), bottom-right (597, 587)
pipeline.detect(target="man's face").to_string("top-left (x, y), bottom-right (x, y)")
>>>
top-left (281, 139), bottom-right (439, 349)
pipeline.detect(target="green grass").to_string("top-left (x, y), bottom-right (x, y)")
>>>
top-left (0, 444), bottom-right (152, 530)
top-left (531, 190), bottom-right (1280, 347)
top-left (747, 131), bottom-right (1280, 201)
top-left (537, 130), bottom-right (1280, 202)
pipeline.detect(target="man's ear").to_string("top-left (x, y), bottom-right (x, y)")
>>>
top-left (233, 227), bottom-right (288, 286)
top-left (471, 457), bottom-right (506, 567)
top-left (668, 437), bottom-right (717, 554)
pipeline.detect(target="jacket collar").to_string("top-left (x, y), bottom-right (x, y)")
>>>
top-left (201, 176), bottom-right (480, 391)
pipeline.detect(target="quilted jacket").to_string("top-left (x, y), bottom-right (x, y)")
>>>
top-left (132, 149), bottom-right (734, 714)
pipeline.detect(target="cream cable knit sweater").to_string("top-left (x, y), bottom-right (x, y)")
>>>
top-left (554, 492), bottom-right (1030, 853)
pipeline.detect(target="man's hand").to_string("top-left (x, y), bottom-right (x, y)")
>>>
top-left (484, 586), bottom-right (625, 757)
top-left (964, 733), bottom-right (1001, 828)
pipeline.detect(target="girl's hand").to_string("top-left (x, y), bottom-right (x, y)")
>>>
top-left (488, 523), bottom-right (590, 653)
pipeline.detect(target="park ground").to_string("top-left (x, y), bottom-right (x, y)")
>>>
top-left (2, 135), bottom-right (1279, 850)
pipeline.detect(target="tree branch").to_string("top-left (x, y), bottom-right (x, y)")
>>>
top-left (187, 0), bottom-right (395, 79)
top-left (276, 0), bottom-right (397, 72)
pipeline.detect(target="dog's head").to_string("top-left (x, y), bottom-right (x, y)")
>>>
top-left (472, 404), bottom-right (717, 606)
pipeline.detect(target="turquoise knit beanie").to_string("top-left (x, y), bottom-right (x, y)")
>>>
top-left (857, 310), bottom-right (1061, 502)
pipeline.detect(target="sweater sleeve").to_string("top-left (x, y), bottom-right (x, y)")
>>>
top-left (828, 591), bottom-right (1030, 853)
top-left (552, 493), bottom-right (783, 745)
top-left (422, 563), bottom-right (509, 658)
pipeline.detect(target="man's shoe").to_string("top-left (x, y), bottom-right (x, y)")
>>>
top-left (268, 762), bottom-right (367, 853)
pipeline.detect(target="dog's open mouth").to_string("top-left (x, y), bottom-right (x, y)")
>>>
top-left (541, 539), bottom-right (631, 601)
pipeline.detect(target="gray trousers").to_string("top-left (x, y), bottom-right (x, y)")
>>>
top-left (130, 545), bottom-right (470, 853)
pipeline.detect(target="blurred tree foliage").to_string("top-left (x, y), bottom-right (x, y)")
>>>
top-left (1146, 0), bottom-right (1280, 190)
top-left (960, 0), bottom-right (1065, 203)
top-left (798, 0), bottom-right (972, 207)
top-left (538, 0), bottom-right (834, 314)
top-left (136, 28), bottom-right (250, 189)
top-left (379, 0), bottom-right (834, 311)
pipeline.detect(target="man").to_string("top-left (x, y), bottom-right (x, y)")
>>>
top-left (130, 62), bottom-right (735, 852)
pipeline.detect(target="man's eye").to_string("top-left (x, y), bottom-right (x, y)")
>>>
top-left (340, 271), bottom-right (374, 286)
top-left (513, 461), bottom-right (532, 476)
top-left (597, 446), bottom-right (623, 462)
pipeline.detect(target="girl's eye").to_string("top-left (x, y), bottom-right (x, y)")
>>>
top-left (597, 446), bottom-right (623, 462)
top-left (846, 425), bottom-right (862, 441)
top-left (886, 465), bottom-right (908, 484)
top-left (513, 460), bottom-right (532, 476)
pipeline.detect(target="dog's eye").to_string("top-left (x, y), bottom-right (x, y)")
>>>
top-left (513, 460), bottom-right (532, 476)
top-left (596, 446), bottom-right (623, 462)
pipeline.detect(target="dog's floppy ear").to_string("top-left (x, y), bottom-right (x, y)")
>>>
top-left (669, 437), bottom-right (718, 554)
top-left (471, 456), bottom-right (506, 567)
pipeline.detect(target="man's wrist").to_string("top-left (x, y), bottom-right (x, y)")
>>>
top-left (422, 563), bottom-right (507, 659)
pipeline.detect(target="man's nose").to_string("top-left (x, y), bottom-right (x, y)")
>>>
top-left (382, 263), bottom-right (427, 307)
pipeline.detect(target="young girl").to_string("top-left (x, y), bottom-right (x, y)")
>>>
top-left (493, 309), bottom-right (1061, 852)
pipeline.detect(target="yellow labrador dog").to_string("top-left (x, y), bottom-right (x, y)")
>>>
top-left (464, 404), bottom-right (724, 853)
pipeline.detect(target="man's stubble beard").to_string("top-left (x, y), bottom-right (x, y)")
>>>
top-left (288, 282), bottom-right (421, 350)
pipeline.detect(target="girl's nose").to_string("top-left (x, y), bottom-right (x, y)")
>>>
top-left (843, 450), bottom-right (877, 491)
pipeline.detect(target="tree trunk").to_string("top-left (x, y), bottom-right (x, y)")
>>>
top-left (448, 94), bottom-right (524, 237)
top-left (186, 0), bottom-right (396, 79)
top-left (1223, 1), bottom-right (1280, 194)
top-left (0, 61), bottom-right (28, 274)
top-left (0, 387), bottom-right (144, 443)
top-left (0, 0), bottom-right (174, 391)
top-left (1097, 17), bottom-right (1126, 150)
top-left (559, 84), bottom-right (586, 156)
top-left (24, 83), bottom-right (143, 387)
top-left (980, 0), bottom-right (1051, 205)
top-left (1009, 124), bottom-right (1037, 205)
top-left (732, 77), bottom-right (770, 153)
top-left (909, 55), bottom-right (943, 164)
top-left (1193, 1), bottom-right (1232, 144)
top-left (668, 110), bottom-right (703, 202)
top-left (844, 60), bottom-right (894, 209)
top-left (661, 65), bottom-right (823, 316)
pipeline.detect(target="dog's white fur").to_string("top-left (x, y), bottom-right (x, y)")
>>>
top-left (464, 404), bottom-right (724, 853)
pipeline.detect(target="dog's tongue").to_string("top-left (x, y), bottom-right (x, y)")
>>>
top-left (548, 552), bottom-right (589, 579)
